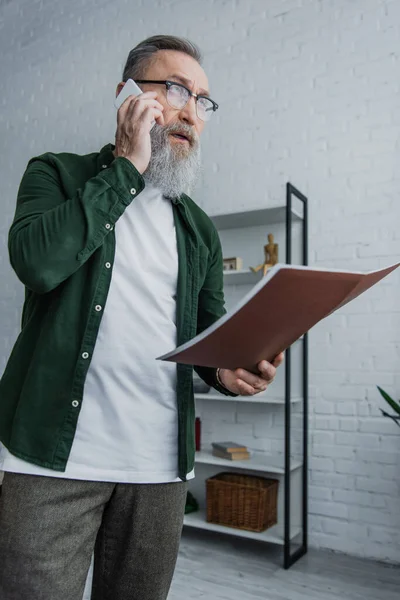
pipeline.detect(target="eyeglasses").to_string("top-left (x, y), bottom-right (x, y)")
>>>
top-left (135, 80), bottom-right (219, 122)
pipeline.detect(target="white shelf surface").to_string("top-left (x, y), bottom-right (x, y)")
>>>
top-left (195, 392), bottom-right (303, 404)
top-left (223, 269), bottom-right (263, 286)
top-left (210, 206), bottom-right (303, 230)
top-left (184, 509), bottom-right (301, 545)
top-left (195, 449), bottom-right (302, 474)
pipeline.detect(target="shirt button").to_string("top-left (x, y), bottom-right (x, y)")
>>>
top-left (105, 262), bottom-right (111, 269)
top-left (130, 188), bottom-right (137, 195)
top-left (105, 223), bottom-right (111, 230)
top-left (102, 164), bottom-right (107, 169)
top-left (95, 305), bottom-right (102, 312)
top-left (72, 400), bottom-right (79, 408)
top-left (82, 352), bottom-right (89, 359)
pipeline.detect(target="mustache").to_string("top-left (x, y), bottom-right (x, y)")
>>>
top-left (153, 122), bottom-right (199, 147)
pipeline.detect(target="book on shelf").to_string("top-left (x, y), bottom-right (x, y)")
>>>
top-left (157, 261), bottom-right (400, 374)
top-left (212, 448), bottom-right (250, 461)
top-left (212, 441), bottom-right (248, 453)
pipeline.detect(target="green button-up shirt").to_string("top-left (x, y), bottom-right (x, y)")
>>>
top-left (0, 143), bottom-right (237, 481)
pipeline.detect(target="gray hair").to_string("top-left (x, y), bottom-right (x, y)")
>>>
top-left (122, 35), bottom-right (203, 81)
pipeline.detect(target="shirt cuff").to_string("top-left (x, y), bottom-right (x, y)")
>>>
top-left (99, 156), bottom-right (145, 206)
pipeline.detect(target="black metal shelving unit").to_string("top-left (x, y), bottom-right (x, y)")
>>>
top-left (185, 182), bottom-right (309, 570)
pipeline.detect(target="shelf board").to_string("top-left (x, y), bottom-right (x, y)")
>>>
top-left (184, 509), bottom-right (301, 546)
top-left (223, 270), bottom-right (312, 288)
top-left (195, 393), bottom-right (303, 404)
top-left (195, 449), bottom-right (302, 474)
top-left (210, 206), bottom-right (303, 230)
top-left (223, 269), bottom-right (262, 286)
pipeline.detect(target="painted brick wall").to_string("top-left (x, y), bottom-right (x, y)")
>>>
top-left (0, 0), bottom-right (399, 564)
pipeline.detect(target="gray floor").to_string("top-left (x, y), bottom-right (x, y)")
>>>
top-left (169, 529), bottom-right (400, 600)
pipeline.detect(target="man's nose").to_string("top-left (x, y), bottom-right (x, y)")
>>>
top-left (179, 96), bottom-right (197, 126)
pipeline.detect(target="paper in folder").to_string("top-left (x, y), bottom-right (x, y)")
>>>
top-left (157, 261), bottom-right (400, 374)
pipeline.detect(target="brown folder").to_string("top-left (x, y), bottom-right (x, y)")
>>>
top-left (158, 262), bottom-right (400, 374)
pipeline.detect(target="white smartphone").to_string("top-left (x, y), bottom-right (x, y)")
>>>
top-left (114, 78), bottom-right (143, 109)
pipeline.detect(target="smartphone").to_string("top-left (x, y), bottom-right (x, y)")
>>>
top-left (114, 78), bottom-right (143, 109)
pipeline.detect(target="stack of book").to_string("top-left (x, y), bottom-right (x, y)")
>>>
top-left (212, 441), bottom-right (250, 461)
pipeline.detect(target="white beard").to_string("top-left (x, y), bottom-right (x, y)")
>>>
top-left (143, 123), bottom-right (202, 199)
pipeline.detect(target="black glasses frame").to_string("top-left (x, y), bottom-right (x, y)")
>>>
top-left (135, 80), bottom-right (219, 116)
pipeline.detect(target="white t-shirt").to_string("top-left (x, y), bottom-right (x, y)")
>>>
top-left (0, 183), bottom-right (194, 483)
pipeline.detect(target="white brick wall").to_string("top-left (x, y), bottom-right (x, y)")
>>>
top-left (0, 0), bottom-right (399, 564)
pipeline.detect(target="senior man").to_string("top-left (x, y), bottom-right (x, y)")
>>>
top-left (0, 35), bottom-right (283, 600)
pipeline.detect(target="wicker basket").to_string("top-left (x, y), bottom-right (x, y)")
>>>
top-left (206, 472), bottom-right (279, 533)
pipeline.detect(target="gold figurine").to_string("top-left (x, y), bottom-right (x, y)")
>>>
top-left (250, 233), bottom-right (278, 276)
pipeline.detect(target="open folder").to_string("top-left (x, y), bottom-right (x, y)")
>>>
top-left (157, 261), bottom-right (400, 374)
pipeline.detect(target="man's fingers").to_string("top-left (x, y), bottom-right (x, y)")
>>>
top-left (257, 361), bottom-right (277, 381)
top-left (237, 379), bottom-right (258, 395)
top-left (227, 354), bottom-right (284, 396)
top-left (118, 93), bottom-right (162, 123)
top-left (118, 92), bottom-right (145, 116)
top-left (234, 368), bottom-right (268, 390)
top-left (154, 109), bottom-right (165, 126)
top-left (272, 352), bottom-right (285, 367)
top-left (129, 97), bottom-right (164, 119)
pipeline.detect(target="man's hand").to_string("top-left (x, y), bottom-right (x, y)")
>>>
top-left (218, 352), bottom-right (284, 396)
top-left (114, 91), bottom-right (165, 174)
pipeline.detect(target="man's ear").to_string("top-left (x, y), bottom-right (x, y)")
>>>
top-left (115, 81), bottom-right (125, 98)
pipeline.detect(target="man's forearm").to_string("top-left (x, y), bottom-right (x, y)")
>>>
top-left (9, 157), bottom-right (144, 294)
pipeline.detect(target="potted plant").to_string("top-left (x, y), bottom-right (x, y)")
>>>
top-left (376, 386), bottom-right (400, 428)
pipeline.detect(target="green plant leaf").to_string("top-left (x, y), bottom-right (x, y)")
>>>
top-left (377, 386), bottom-right (400, 416)
top-left (380, 408), bottom-right (400, 428)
